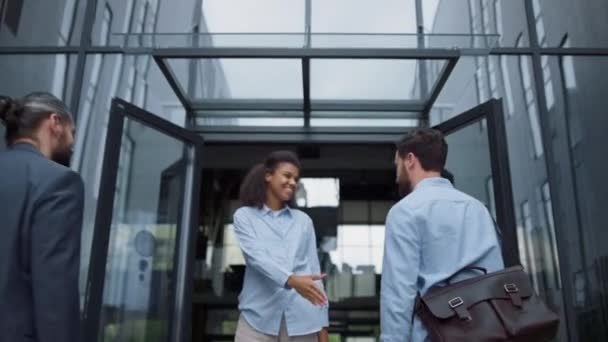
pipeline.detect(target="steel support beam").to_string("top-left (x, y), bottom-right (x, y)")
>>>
top-left (2, 46), bottom-right (608, 57)
top-left (302, 58), bottom-right (311, 127)
top-left (190, 99), bottom-right (426, 112)
top-left (421, 56), bottom-right (460, 122)
top-left (153, 47), bottom-right (460, 59)
top-left (153, 55), bottom-right (192, 112)
top-left (192, 125), bottom-right (410, 135)
top-left (192, 110), bottom-right (421, 119)
top-left (195, 132), bottom-right (407, 144)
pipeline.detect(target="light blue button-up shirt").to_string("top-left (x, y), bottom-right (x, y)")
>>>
top-left (380, 177), bottom-right (504, 342)
top-left (233, 205), bottom-right (329, 336)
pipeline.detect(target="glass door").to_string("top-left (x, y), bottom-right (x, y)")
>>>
top-left (433, 98), bottom-right (519, 266)
top-left (83, 99), bottom-right (202, 342)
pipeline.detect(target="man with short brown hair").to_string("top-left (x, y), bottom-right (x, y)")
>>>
top-left (380, 128), bottom-right (503, 341)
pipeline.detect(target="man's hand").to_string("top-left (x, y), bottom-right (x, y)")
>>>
top-left (287, 274), bottom-right (328, 306)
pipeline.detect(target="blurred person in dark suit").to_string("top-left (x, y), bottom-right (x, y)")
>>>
top-left (0, 93), bottom-right (83, 342)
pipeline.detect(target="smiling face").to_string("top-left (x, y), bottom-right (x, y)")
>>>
top-left (265, 162), bottom-right (300, 203)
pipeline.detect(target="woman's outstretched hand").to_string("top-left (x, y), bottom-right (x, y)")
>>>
top-left (287, 274), bottom-right (328, 306)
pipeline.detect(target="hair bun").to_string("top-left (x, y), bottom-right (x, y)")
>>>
top-left (0, 96), bottom-right (22, 125)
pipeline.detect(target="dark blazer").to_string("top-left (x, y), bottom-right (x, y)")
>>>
top-left (0, 143), bottom-right (84, 342)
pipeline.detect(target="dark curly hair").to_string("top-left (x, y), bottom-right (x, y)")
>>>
top-left (239, 150), bottom-right (301, 208)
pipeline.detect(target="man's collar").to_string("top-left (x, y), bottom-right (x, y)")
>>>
top-left (10, 142), bottom-right (43, 156)
top-left (414, 177), bottom-right (453, 191)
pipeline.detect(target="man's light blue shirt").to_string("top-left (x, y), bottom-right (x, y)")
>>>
top-left (380, 177), bottom-right (504, 342)
top-left (233, 205), bottom-right (329, 336)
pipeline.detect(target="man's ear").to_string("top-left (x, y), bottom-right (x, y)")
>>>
top-left (405, 152), bottom-right (414, 168)
top-left (49, 112), bottom-right (61, 124)
top-left (48, 113), bottom-right (64, 135)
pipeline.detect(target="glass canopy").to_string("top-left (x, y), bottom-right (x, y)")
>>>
top-left (117, 32), bottom-right (498, 137)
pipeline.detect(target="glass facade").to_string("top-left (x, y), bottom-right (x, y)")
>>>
top-left (1, 0), bottom-right (608, 341)
top-left (0, 0), bottom-right (87, 46)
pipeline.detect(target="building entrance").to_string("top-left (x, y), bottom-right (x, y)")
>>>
top-left (82, 97), bottom-right (516, 341)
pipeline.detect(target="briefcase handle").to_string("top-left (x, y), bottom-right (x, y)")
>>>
top-left (446, 266), bottom-right (488, 285)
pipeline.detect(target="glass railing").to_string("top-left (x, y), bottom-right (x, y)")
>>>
top-left (111, 32), bottom-right (499, 52)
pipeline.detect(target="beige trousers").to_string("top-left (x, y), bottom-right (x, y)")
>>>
top-left (234, 315), bottom-right (318, 342)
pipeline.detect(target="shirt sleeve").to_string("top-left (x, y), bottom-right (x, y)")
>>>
top-left (380, 205), bottom-right (421, 342)
top-left (31, 170), bottom-right (84, 342)
top-left (233, 209), bottom-right (294, 287)
top-left (306, 217), bottom-right (329, 327)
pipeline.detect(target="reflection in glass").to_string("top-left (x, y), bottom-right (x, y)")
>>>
top-left (0, 53), bottom-right (76, 153)
top-left (0, 0), bottom-right (84, 46)
top-left (500, 56), bottom-right (515, 116)
top-left (537, 184), bottom-right (561, 291)
top-left (0, 54), bottom-right (77, 100)
top-left (536, 1), bottom-right (557, 112)
top-left (98, 117), bottom-right (186, 342)
top-left (550, 56), bottom-right (608, 340)
top-left (520, 201), bottom-right (540, 293)
top-left (518, 55), bottom-right (544, 158)
top-left (444, 118), bottom-right (494, 208)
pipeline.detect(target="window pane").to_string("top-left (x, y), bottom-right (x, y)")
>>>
top-left (370, 226), bottom-right (385, 247)
top-left (338, 246), bottom-right (372, 271)
top-left (97, 117), bottom-right (187, 341)
top-left (312, 59), bottom-right (446, 100)
top-left (340, 225), bottom-right (370, 246)
top-left (519, 56), bottom-right (544, 158)
top-left (528, 0), bottom-right (608, 47)
top-left (500, 56), bottom-right (516, 116)
top-left (298, 178), bottom-right (340, 207)
top-left (444, 119), bottom-right (493, 208)
top-left (428, 0), bottom-right (530, 47)
top-left (0, 0), bottom-right (85, 46)
top-left (98, 0), bottom-right (305, 46)
top-left (73, 53), bottom-right (186, 308)
top-left (0, 53), bottom-right (78, 146)
top-left (560, 38), bottom-right (578, 89)
top-left (168, 58), bottom-right (302, 101)
top-left (546, 56), bottom-right (608, 340)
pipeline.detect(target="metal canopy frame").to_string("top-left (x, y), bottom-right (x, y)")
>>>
top-left (151, 47), bottom-right (461, 134)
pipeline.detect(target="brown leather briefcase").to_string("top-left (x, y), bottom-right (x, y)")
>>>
top-left (415, 265), bottom-right (560, 341)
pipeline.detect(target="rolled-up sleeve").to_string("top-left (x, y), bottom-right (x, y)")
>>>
top-left (380, 205), bottom-right (420, 342)
top-left (233, 209), bottom-right (293, 287)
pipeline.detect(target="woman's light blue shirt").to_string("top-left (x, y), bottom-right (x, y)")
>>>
top-left (233, 205), bottom-right (329, 336)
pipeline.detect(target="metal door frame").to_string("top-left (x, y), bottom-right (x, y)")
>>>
top-left (434, 98), bottom-right (519, 266)
top-left (82, 98), bottom-right (203, 342)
